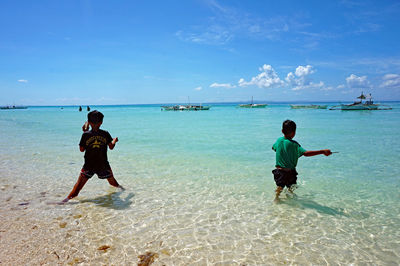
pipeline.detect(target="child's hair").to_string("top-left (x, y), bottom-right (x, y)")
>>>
top-left (88, 110), bottom-right (104, 124)
top-left (282, 120), bottom-right (296, 135)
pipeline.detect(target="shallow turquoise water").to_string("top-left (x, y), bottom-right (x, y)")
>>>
top-left (1, 103), bottom-right (399, 264)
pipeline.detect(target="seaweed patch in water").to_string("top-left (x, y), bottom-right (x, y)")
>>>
top-left (98, 245), bottom-right (111, 252)
top-left (59, 222), bottom-right (67, 228)
top-left (67, 257), bottom-right (84, 265)
top-left (138, 252), bottom-right (159, 266)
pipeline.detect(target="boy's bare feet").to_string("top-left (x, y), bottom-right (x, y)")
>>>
top-left (61, 197), bottom-right (70, 203)
top-left (288, 184), bottom-right (298, 193)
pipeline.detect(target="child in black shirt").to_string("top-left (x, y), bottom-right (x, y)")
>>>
top-left (62, 110), bottom-right (124, 203)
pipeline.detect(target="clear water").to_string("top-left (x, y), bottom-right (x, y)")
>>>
top-left (0, 103), bottom-right (399, 265)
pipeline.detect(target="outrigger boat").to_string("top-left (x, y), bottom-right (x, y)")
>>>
top-left (161, 96), bottom-right (211, 111)
top-left (0, 105), bottom-right (28, 110)
top-left (161, 104), bottom-right (211, 111)
top-left (291, 104), bottom-right (327, 109)
top-left (330, 92), bottom-right (391, 110)
top-left (238, 96), bottom-right (267, 108)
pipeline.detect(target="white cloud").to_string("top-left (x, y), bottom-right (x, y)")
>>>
top-left (355, 23), bottom-right (381, 34)
top-left (237, 64), bottom-right (329, 91)
top-left (383, 74), bottom-right (399, 79)
top-left (210, 83), bottom-right (236, 88)
top-left (380, 74), bottom-right (400, 89)
top-left (337, 84), bottom-right (346, 89)
top-left (321, 85), bottom-right (334, 91)
top-left (18, 79), bottom-right (28, 83)
top-left (295, 65), bottom-right (314, 77)
top-left (238, 64), bottom-right (284, 89)
top-left (285, 65), bottom-right (323, 90)
top-left (175, 27), bottom-right (233, 45)
top-left (346, 74), bottom-right (371, 89)
top-left (176, 1), bottom-right (297, 45)
top-left (194, 86), bottom-right (203, 91)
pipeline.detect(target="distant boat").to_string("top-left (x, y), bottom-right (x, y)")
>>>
top-left (330, 92), bottom-right (391, 110)
top-left (291, 104), bottom-right (327, 109)
top-left (187, 105), bottom-right (211, 111)
top-left (161, 105), bottom-right (211, 111)
top-left (0, 105), bottom-right (28, 110)
top-left (161, 96), bottom-right (211, 111)
top-left (239, 97), bottom-right (267, 108)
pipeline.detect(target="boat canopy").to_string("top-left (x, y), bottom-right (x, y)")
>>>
top-left (357, 92), bottom-right (367, 100)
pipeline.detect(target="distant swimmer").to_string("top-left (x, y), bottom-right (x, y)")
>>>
top-left (87, 106), bottom-right (90, 111)
top-left (79, 106), bottom-right (82, 112)
top-left (272, 120), bottom-right (332, 202)
top-left (62, 110), bottom-right (124, 203)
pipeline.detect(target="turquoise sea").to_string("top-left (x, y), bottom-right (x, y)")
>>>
top-left (0, 103), bottom-right (399, 265)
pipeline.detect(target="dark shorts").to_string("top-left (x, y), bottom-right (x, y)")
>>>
top-left (272, 168), bottom-right (298, 188)
top-left (80, 168), bottom-right (113, 179)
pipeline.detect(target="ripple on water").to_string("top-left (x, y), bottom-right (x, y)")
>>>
top-left (1, 105), bottom-right (400, 264)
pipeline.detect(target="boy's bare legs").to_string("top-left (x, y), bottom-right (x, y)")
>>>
top-left (274, 186), bottom-right (283, 202)
top-left (62, 174), bottom-right (89, 203)
top-left (107, 176), bottom-right (125, 190)
top-left (62, 171), bottom-right (124, 203)
top-left (288, 184), bottom-right (298, 194)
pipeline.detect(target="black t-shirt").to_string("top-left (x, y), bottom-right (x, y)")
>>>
top-left (79, 129), bottom-right (112, 171)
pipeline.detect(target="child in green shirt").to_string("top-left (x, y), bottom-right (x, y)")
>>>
top-left (272, 120), bottom-right (331, 202)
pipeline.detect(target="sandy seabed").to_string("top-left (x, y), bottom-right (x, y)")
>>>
top-left (0, 179), bottom-right (162, 266)
top-left (1, 161), bottom-right (399, 265)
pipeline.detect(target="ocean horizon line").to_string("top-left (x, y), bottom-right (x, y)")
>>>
top-left (5, 100), bottom-right (400, 108)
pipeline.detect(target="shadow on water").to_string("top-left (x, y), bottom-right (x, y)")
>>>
top-left (281, 194), bottom-right (349, 217)
top-left (80, 191), bottom-right (135, 210)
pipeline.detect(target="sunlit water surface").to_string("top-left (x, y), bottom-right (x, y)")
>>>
top-left (0, 104), bottom-right (399, 265)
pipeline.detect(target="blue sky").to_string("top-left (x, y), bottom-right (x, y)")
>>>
top-left (1, 0), bottom-right (400, 105)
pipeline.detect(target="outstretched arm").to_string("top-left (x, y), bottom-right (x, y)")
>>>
top-left (303, 149), bottom-right (332, 157)
top-left (108, 137), bottom-right (118, 150)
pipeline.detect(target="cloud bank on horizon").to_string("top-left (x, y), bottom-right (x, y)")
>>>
top-left (209, 63), bottom-right (395, 94)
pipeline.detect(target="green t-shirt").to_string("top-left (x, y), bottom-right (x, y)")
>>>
top-left (272, 136), bottom-right (306, 169)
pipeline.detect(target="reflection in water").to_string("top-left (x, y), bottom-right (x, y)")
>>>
top-left (80, 191), bottom-right (134, 210)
